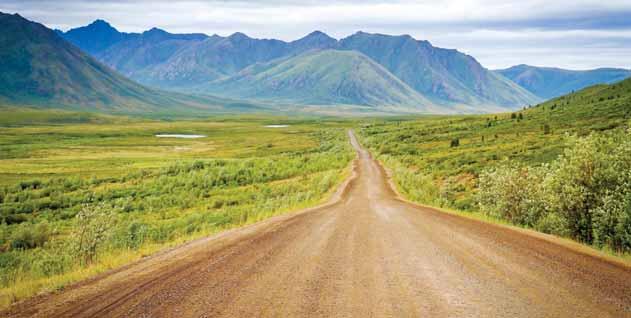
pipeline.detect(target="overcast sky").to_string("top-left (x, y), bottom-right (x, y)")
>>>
top-left (2, 0), bottom-right (631, 70)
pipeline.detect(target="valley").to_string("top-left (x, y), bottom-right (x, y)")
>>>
top-left (1, 77), bottom-right (630, 311)
top-left (0, 5), bottom-right (630, 317)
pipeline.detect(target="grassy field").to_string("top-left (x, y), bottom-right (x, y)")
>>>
top-left (0, 114), bottom-right (355, 308)
top-left (357, 78), bottom-right (631, 254)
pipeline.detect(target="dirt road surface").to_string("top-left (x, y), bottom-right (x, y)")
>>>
top-left (4, 131), bottom-right (631, 317)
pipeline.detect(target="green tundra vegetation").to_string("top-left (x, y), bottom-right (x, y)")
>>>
top-left (358, 78), bottom-right (631, 254)
top-left (1, 77), bottom-right (630, 309)
top-left (0, 115), bottom-right (354, 307)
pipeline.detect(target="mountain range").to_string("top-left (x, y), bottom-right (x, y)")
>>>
top-left (58, 19), bottom-right (630, 113)
top-left (1, 12), bottom-right (629, 115)
top-left (58, 20), bottom-right (544, 112)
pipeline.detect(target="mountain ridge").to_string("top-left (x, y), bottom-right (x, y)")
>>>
top-left (57, 20), bottom-right (541, 111)
top-left (497, 64), bottom-right (631, 99)
top-left (13, 15), bottom-right (628, 115)
top-left (0, 12), bottom-right (263, 115)
top-left (337, 31), bottom-right (539, 108)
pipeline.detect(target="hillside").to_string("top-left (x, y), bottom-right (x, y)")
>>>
top-left (132, 31), bottom-right (339, 89)
top-left (525, 75), bottom-right (631, 128)
top-left (358, 77), bottom-right (631, 260)
top-left (497, 64), bottom-right (631, 99)
top-left (201, 50), bottom-right (445, 113)
top-left (97, 28), bottom-right (208, 81)
top-left (0, 13), bottom-right (262, 115)
top-left (136, 33), bottom-right (288, 88)
top-left (338, 32), bottom-right (540, 109)
top-left (359, 77), bottom-right (631, 211)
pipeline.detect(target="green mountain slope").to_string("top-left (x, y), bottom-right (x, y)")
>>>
top-left (526, 76), bottom-right (631, 128)
top-left (136, 32), bottom-right (339, 89)
top-left (200, 50), bottom-right (447, 113)
top-left (338, 32), bottom-right (540, 109)
top-left (358, 77), bottom-right (631, 223)
top-left (497, 64), bottom-right (631, 99)
top-left (0, 13), bottom-right (261, 115)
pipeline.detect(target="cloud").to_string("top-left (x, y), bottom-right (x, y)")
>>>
top-left (1, 0), bottom-right (630, 69)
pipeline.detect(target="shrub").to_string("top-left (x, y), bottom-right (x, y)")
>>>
top-left (478, 165), bottom-right (550, 227)
top-left (535, 212), bottom-right (568, 236)
top-left (478, 129), bottom-right (631, 252)
top-left (72, 203), bottom-right (117, 264)
top-left (9, 223), bottom-right (51, 250)
top-left (548, 132), bottom-right (630, 245)
top-left (113, 221), bottom-right (149, 250)
top-left (543, 124), bottom-right (551, 134)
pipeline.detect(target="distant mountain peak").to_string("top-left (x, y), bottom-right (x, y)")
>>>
top-left (292, 30), bottom-right (337, 49)
top-left (143, 27), bottom-right (168, 36)
top-left (8, 12), bottom-right (24, 19)
top-left (345, 31), bottom-right (419, 45)
top-left (305, 30), bottom-right (332, 38)
top-left (145, 27), bottom-right (165, 33)
top-left (138, 27), bottom-right (172, 42)
top-left (228, 32), bottom-right (250, 41)
top-left (87, 19), bottom-right (116, 30)
top-left (91, 19), bottom-right (109, 25)
top-left (60, 18), bottom-right (124, 55)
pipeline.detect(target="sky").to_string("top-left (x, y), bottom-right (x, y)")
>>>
top-left (2, 0), bottom-right (631, 70)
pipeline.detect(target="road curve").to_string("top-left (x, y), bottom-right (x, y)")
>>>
top-left (4, 131), bottom-right (631, 318)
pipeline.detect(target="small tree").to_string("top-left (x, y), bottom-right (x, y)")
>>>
top-left (73, 202), bottom-right (116, 264)
top-left (543, 124), bottom-right (551, 135)
top-left (518, 113), bottom-right (524, 120)
top-left (450, 138), bottom-right (460, 147)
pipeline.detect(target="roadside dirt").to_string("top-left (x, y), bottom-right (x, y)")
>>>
top-left (4, 130), bottom-right (631, 317)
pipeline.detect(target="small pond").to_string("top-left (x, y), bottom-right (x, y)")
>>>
top-left (155, 134), bottom-right (206, 139)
